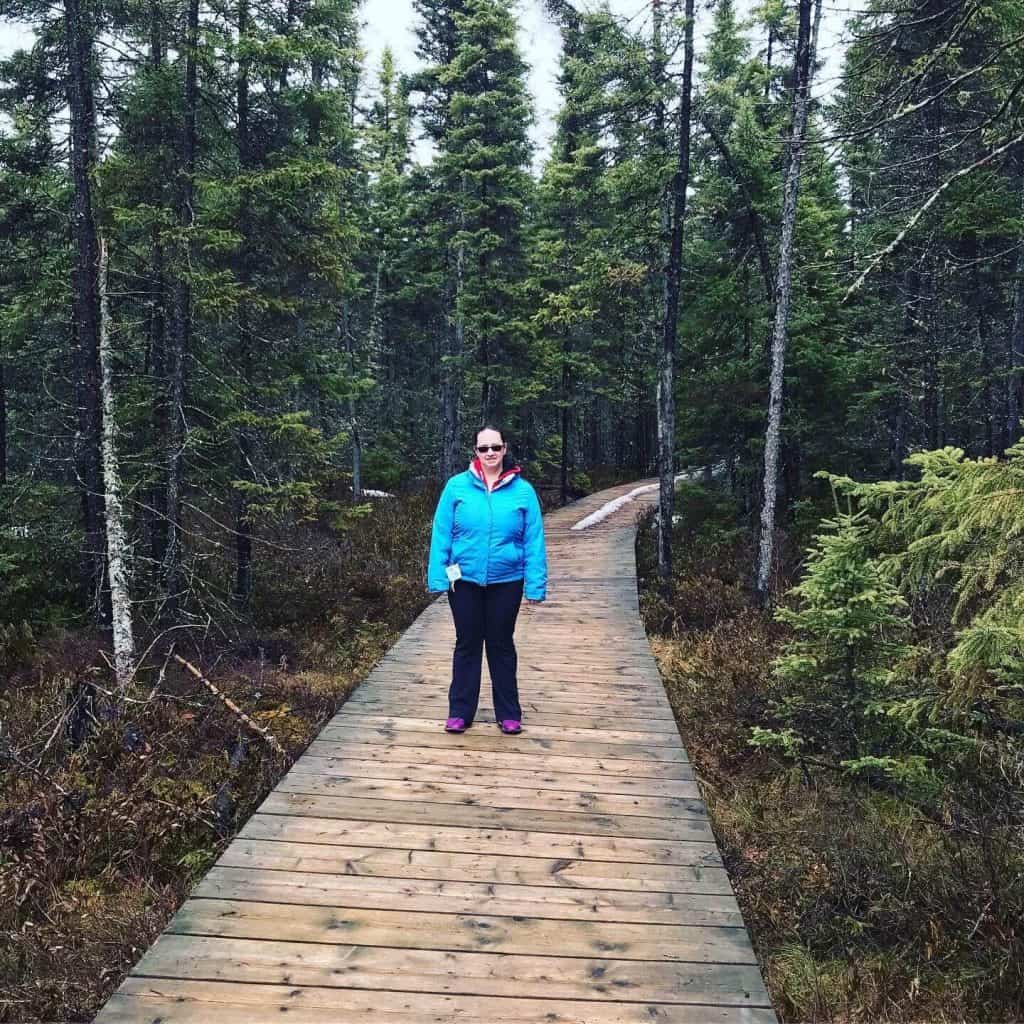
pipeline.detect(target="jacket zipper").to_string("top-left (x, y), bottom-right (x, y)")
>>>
top-left (485, 480), bottom-right (493, 584)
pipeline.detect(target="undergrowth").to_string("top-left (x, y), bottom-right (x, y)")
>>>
top-left (637, 481), bottom-right (1024, 1024)
top-left (0, 490), bottom-right (437, 1023)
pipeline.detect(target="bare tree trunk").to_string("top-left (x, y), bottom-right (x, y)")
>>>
top-left (147, 0), bottom-right (169, 564)
top-left (234, 0), bottom-right (254, 608)
top-left (441, 191), bottom-right (466, 481)
top-left (0, 359), bottom-right (6, 485)
top-left (656, 0), bottom-right (696, 582)
top-left (925, 353), bottom-right (939, 450)
top-left (1009, 161), bottom-right (1024, 449)
top-left (890, 395), bottom-right (907, 480)
top-left (975, 267), bottom-right (994, 457)
top-left (163, 0), bottom-right (199, 595)
top-left (97, 238), bottom-right (137, 687)
top-left (340, 300), bottom-right (362, 498)
top-left (64, 0), bottom-right (106, 612)
top-left (560, 340), bottom-right (571, 505)
top-left (755, 0), bottom-right (821, 603)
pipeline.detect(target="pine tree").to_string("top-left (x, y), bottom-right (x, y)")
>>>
top-left (412, 0), bottom-right (534, 476)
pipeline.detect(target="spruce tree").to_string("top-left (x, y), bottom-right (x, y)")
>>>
top-left (412, 0), bottom-right (534, 476)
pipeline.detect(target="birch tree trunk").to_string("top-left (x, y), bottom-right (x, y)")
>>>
top-left (97, 238), bottom-right (137, 687)
top-left (657, 0), bottom-right (696, 581)
top-left (755, 0), bottom-right (820, 603)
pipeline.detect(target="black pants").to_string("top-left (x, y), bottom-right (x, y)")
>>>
top-left (447, 578), bottom-right (524, 723)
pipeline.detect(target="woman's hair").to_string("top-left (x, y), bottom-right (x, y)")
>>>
top-left (475, 423), bottom-right (505, 445)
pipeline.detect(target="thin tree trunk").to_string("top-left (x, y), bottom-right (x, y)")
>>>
top-left (755, 0), bottom-right (820, 603)
top-left (148, 0), bottom-right (169, 564)
top-left (97, 238), bottom-right (137, 687)
top-left (64, 0), bottom-right (106, 612)
top-left (652, 0), bottom-right (670, 573)
top-left (234, 0), bottom-right (254, 607)
top-left (163, 0), bottom-right (199, 595)
top-left (925, 352), bottom-right (939, 450)
top-left (341, 300), bottom-right (362, 498)
top-left (0, 359), bottom-right (6, 484)
top-left (441, 187), bottom-right (466, 481)
top-left (890, 395), bottom-right (907, 480)
top-left (560, 339), bottom-right (571, 506)
top-left (975, 264), bottom-right (994, 457)
top-left (1009, 161), bottom-right (1024, 448)
top-left (656, 0), bottom-right (696, 582)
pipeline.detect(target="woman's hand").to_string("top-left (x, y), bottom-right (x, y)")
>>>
top-left (525, 597), bottom-right (544, 606)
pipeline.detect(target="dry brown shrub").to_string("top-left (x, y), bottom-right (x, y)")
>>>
top-left (0, 492), bottom-right (436, 1022)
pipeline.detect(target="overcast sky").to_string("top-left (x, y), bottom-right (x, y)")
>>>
top-left (359, 0), bottom-right (849, 163)
top-left (1, 0), bottom-right (850, 167)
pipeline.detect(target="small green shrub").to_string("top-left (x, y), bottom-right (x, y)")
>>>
top-left (0, 482), bottom-right (82, 626)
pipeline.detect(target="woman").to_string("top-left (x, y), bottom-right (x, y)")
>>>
top-left (427, 425), bottom-right (547, 735)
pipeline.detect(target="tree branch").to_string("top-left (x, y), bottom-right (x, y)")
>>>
top-left (843, 132), bottom-right (1024, 305)
top-left (173, 654), bottom-right (287, 757)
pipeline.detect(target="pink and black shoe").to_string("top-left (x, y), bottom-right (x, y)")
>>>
top-left (444, 717), bottom-right (468, 733)
top-left (498, 719), bottom-right (522, 735)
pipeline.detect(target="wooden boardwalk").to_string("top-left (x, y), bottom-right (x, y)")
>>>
top-left (95, 479), bottom-right (776, 1023)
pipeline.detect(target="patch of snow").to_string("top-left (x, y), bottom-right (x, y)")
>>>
top-left (571, 473), bottom-right (691, 531)
top-left (362, 489), bottom-right (394, 498)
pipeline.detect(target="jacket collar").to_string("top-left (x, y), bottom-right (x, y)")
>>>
top-left (469, 457), bottom-right (521, 491)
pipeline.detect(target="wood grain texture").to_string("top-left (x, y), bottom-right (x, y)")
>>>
top-left (93, 478), bottom-right (776, 1023)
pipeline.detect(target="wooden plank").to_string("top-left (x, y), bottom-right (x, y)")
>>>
top-left (358, 671), bottom-right (665, 690)
top-left (323, 713), bottom-right (681, 747)
top-left (351, 683), bottom-right (675, 709)
top-left (304, 739), bottom-right (695, 779)
top-left (132, 934), bottom-right (773, 1006)
top-left (341, 700), bottom-right (681, 728)
top-left (166, 900), bottom-right (760, 964)
top-left (286, 756), bottom-right (700, 799)
top-left (103, 980), bottom-right (776, 1023)
top-left (238, 815), bottom-right (723, 866)
top-left (316, 724), bottom-right (689, 763)
top-left (216, 838), bottom-right (733, 893)
top-left (366, 658), bottom-right (659, 675)
top-left (192, 865), bottom-right (743, 926)
top-left (256, 792), bottom-right (713, 842)
top-left (274, 772), bottom-right (704, 819)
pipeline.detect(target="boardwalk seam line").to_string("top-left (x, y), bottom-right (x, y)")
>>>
top-left (125, 973), bottom-right (775, 1009)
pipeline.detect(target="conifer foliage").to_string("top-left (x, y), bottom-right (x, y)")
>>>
top-left (3, 0), bottom-right (1024, 1017)
top-left (1, 0), bottom-right (1022, 740)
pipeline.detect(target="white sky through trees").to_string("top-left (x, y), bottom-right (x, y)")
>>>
top-left (0, 0), bottom-right (848, 170)
top-left (360, 0), bottom-right (848, 168)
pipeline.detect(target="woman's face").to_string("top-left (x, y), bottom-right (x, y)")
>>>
top-left (475, 429), bottom-right (506, 473)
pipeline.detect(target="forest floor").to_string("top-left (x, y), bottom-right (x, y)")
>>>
top-left (5, 474), bottom-right (1019, 1023)
top-left (0, 473), bottom-right (619, 1023)
top-left (636, 483), bottom-right (1023, 1024)
top-left (0, 488), bottom-right (439, 1022)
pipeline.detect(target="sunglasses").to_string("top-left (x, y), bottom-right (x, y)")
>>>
top-left (475, 444), bottom-right (505, 453)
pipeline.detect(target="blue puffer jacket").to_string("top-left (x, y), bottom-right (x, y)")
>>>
top-left (427, 460), bottom-right (548, 601)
